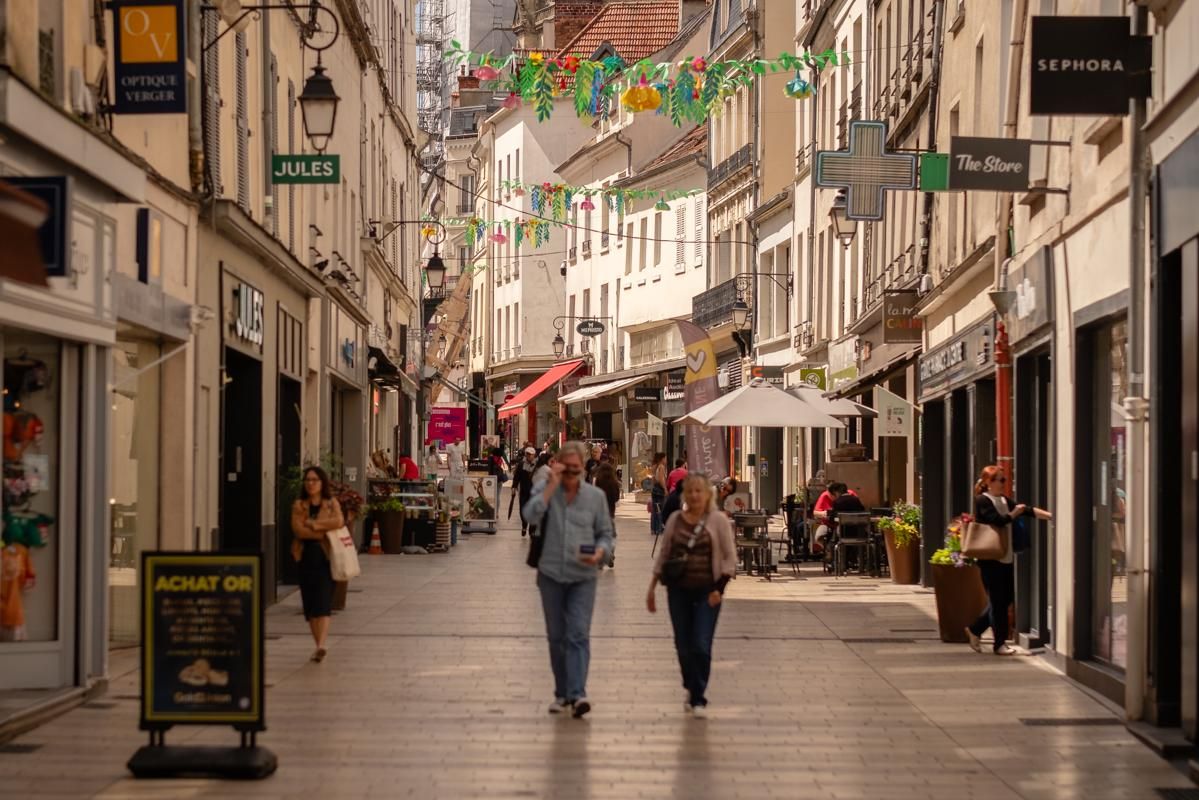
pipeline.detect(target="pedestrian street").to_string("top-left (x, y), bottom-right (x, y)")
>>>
top-left (0, 501), bottom-right (1189, 800)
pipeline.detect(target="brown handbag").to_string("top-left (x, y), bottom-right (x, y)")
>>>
top-left (961, 520), bottom-right (1009, 560)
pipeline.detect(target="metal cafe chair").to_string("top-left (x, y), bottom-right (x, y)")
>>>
top-left (833, 512), bottom-right (875, 578)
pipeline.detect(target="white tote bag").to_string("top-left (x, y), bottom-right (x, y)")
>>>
top-left (326, 527), bottom-right (361, 581)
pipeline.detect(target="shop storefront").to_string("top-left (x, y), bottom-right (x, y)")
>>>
top-left (327, 299), bottom-right (368, 545)
top-left (917, 316), bottom-right (996, 578)
top-left (1007, 248), bottom-right (1056, 650)
top-left (496, 359), bottom-right (586, 452)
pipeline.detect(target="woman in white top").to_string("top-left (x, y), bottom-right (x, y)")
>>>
top-left (966, 465), bottom-right (1052, 655)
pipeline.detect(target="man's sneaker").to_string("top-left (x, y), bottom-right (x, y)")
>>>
top-left (994, 644), bottom-right (1018, 656)
top-left (965, 628), bottom-right (982, 653)
top-left (691, 704), bottom-right (708, 719)
top-left (572, 697), bottom-right (591, 718)
top-left (547, 698), bottom-right (572, 714)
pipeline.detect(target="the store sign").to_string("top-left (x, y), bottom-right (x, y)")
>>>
top-left (1007, 247), bottom-right (1054, 344)
top-left (633, 386), bottom-right (662, 402)
top-left (6, 176), bottom-right (70, 277)
top-left (948, 137), bottom-right (1031, 192)
top-left (140, 553), bottom-right (263, 728)
top-left (576, 319), bottom-right (605, 337)
top-left (918, 317), bottom-right (994, 400)
top-left (270, 154), bottom-right (340, 185)
top-left (828, 336), bottom-right (859, 391)
top-left (799, 367), bottom-right (827, 390)
top-left (232, 282), bottom-right (264, 347)
top-left (882, 290), bottom-right (923, 343)
top-left (663, 370), bottom-right (686, 401)
top-left (749, 365), bottom-right (785, 386)
top-left (427, 407), bottom-right (467, 445)
top-left (875, 386), bottom-right (913, 438)
top-left (111, 0), bottom-right (187, 114)
top-left (1029, 16), bottom-right (1152, 116)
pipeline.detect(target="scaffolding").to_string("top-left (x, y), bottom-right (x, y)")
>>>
top-left (417, 0), bottom-right (447, 172)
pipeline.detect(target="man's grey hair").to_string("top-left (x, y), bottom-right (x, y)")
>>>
top-left (558, 440), bottom-right (589, 463)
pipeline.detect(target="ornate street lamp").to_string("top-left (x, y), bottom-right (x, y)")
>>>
top-left (298, 62), bottom-right (340, 153)
top-left (829, 189), bottom-right (857, 246)
top-left (552, 333), bottom-right (565, 359)
top-left (731, 298), bottom-right (750, 329)
top-left (425, 251), bottom-right (447, 289)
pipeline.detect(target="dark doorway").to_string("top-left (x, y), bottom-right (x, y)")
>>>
top-left (921, 398), bottom-right (947, 585)
top-left (1176, 240), bottom-right (1199, 735)
top-left (220, 348), bottom-right (263, 554)
top-left (760, 427), bottom-right (783, 512)
top-left (277, 376), bottom-right (302, 586)
top-left (1015, 348), bottom-right (1053, 648)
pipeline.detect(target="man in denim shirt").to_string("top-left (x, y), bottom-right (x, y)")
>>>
top-left (522, 440), bottom-right (615, 718)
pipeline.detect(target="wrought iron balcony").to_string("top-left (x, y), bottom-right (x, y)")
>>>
top-left (692, 275), bottom-right (750, 330)
top-left (708, 144), bottom-right (752, 191)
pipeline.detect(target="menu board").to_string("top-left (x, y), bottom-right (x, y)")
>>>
top-left (141, 553), bottom-right (264, 730)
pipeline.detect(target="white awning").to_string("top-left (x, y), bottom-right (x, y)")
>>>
top-left (558, 375), bottom-right (650, 405)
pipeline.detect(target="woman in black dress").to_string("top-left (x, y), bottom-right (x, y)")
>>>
top-left (291, 466), bottom-right (344, 662)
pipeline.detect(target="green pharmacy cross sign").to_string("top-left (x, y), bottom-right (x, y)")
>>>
top-left (815, 121), bottom-right (917, 221)
top-left (271, 154), bottom-right (339, 185)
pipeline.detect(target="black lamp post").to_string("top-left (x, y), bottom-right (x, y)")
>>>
top-left (552, 333), bottom-right (565, 359)
top-left (425, 251), bottom-right (447, 289)
top-left (829, 189), bottom-right (857, 246)
top-left (731, 298), bottom-right (750, 329)
top-left (298, 62), bottom-right (340, 153)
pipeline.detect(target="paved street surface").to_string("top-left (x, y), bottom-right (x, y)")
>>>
top-left (0, 500), bottom-right (1191, 799)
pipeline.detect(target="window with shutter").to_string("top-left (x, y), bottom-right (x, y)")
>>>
top-left (675, 206), bottom-right (685, 271)
top-left (270, 53), bottom-right (279, 236)
top-left (390, 181), bottom-right (399, 276)
top-left (235, 31), bottom-right (249, 210)
top-left (202, 13), bottom-right (221, 194)
top-left (693, 197), bottom-right (704, 264)
top-left (287, 79), bottom-right (295, 251)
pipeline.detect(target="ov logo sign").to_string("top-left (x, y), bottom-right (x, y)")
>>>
top-left (119, 6), bottom-right (178, 63)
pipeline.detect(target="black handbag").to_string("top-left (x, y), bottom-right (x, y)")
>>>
top-left (660, 515), bottom-right (707, 588)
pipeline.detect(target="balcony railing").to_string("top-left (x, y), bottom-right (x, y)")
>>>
top-left (692, 275), bottom-right (750, 330)
top-left (581, 239), bottom-right (592, 257)
top-left (708, 144), bottom-right (752, 191)
top-left (569, 245), bottom-right (577, 261)
top-left (600, 232), bottom-right (610, 250)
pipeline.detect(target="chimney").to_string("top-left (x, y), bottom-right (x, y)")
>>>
top-left (552, 1), bottom-right (605, 51)
top-left (680, 0), bottom-right (708, 28)
top-left (458, 73), bottom-right (481, 92)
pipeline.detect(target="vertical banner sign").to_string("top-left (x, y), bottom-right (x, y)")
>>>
top-left (112, 0), bottom-right (187, 114)
top-left (882, 290), bottom-right (923, 343)
top-left (427, 407), bottom-right (467, 445)
top-left (676, 320), bottom-right (729, 479)
top-left (874, 386), bottom-right (913, 438)
top-left (141, 553), bottom-right (263, 729)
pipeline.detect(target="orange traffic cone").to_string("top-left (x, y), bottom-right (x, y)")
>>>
top-left (368, 522), bottom-right (384, 555)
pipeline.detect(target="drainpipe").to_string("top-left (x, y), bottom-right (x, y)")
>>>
top-left (919, 0), bottom-right (946, 282)
top-left (261, 7), bottom-right (274, 229)
top-left (994, 0), bottom-right (1029, 478)
top-left (614, 131), bottom-right (633, 177)
top-left (188, 0), bottom-right (204, 192)
top-left (1123, 3), bottom-right (1150, 723)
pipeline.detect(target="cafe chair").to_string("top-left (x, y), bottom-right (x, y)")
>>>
top-left (833, 512), bottom-right (875, 578)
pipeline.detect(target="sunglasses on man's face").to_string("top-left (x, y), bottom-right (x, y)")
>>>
top-left (561, 468), bottom-right (582, 476)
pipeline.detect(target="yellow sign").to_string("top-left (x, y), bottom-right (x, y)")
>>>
top-left (119, 5), bottom-right (178, 64)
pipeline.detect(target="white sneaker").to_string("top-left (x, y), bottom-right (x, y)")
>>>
top-left (965, 628), bottom-right (982, 653)
top-left (548, 698), bottom-right (571, 714)
top-left (994, 644), bottom-right (1018, 656)
top-left (571, 697), bottom-right (591, 718)
top-left (691, 704), bottom-right (708, 719)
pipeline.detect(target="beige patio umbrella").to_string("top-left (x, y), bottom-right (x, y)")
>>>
top-left (787, 384), bottom-right (877, 418)
top-left (675, 378), bottom-right (845, 429)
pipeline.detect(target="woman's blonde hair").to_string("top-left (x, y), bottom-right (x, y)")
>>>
top-left (681, 472), bottom-right (715, 514)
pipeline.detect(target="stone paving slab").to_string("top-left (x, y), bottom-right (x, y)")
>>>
top-left (0, 499), bottom-right (1191, 798)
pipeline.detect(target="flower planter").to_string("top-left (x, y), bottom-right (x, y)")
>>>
top-left (379, 510), bottom-right (406, 553)
top-left (931, 563), bottom-right (988, 643)
top-left (883, 531), bottom-right (921, 585)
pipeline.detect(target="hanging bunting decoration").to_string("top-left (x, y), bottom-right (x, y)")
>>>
top-left (654, 198), bottom-right (670, 211)
top-left (447, 41), bottom-right (849, 127)
top-left (490, 226), bottom-right (507, 244)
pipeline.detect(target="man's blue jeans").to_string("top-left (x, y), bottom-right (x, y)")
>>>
top-left (537, 572), bottom-right (597, 702)
top-left (667, 586), bottom-right (722, 707)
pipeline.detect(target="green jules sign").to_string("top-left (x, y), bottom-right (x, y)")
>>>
top-left (271, 154), bottom-right (339, 184)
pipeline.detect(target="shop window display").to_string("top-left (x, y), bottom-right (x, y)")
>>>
top-left (1, 333), bottom-right (59, 642)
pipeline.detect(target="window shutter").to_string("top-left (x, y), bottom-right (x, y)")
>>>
top-left (287, 79), bottom-right (296, 251)
top-left (693, 197), bottom-right (704, 263)
top-left (675, 206), bottom-right (685, 268)
top-left (202, 13), bottom-right (222, 194)
top-left (235, 31), bottom-right (249, 211)
top-left (390, 180), bottom-right (399, 275)
top-left (270, 53), bottom-right (279, 237)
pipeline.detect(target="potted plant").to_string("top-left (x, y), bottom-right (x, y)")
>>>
top-left (369, 497), bottom-right (406, 553)
top-left (876, 501), bottom-right (922, 585)
top-left (929, 514), bottom-right (989, 643)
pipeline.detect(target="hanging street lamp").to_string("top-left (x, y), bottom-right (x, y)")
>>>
top-left (299, 62), bottom-right (340, 153)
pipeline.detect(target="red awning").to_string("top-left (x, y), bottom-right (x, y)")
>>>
top-left (497, 359), bottom-right (585, 419)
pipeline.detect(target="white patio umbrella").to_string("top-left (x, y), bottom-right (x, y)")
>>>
top-left (675, 379), bottom-right (845, 429)
top-left (787, 384), bottom-right (877, 418)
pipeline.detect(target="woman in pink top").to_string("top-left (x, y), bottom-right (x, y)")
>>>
top-left (646, 473), bottom-right (737, 717)
top-left (666, 459), bottom-right (688, 492)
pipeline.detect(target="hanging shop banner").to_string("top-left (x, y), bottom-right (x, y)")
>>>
top-left (140, 553), bottom-right (263, 729)
top-left (882, 290), bottom-right (924, 343)
top-left (427, 407), bottom-right (467, 445)
top-left (576, 319), bottom-right (605, 337)
top-left (646, 413), bottom-right (665, 438)
top-left (799, 367), bottom-right (827, 391)
top-left (676, 320), bottom-right (729, 480)
top-left (1029, 16), bottom-right (1152, 116)
top-left (270, 154), bottom-right (340, 185)
top-left (1007, 247), bottom-right (1055, 344)
top-left (828, 337), bottom-right (859, 392)
top-left (875, 386), bottom-right (913, 438)
top-left (948, 137), bottom-right (1032, 192)
top-left (111, 0), bottom-right (187, 114)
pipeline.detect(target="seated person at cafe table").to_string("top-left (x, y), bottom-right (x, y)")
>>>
top-left (812, 482), bottom-right (860, 551)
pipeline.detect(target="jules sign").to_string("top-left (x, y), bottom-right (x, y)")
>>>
top-left (271, 155), bottom-right (340, 185)
top-left (948, 137), bottom-right (1031, 192)
top-left (111, 0), bottom-right (187, 114)
top-left (882, 290), bottom-right (923, 344)
top-left (1030, 16), bottom-right (1151, 116)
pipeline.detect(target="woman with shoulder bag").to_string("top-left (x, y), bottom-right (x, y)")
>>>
top-left (290, 466), bottom-right (345, 663)
top-left (646, 473), bottom-right (737, 717)
top-left (966, 465), bottom-right (1052, 656)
